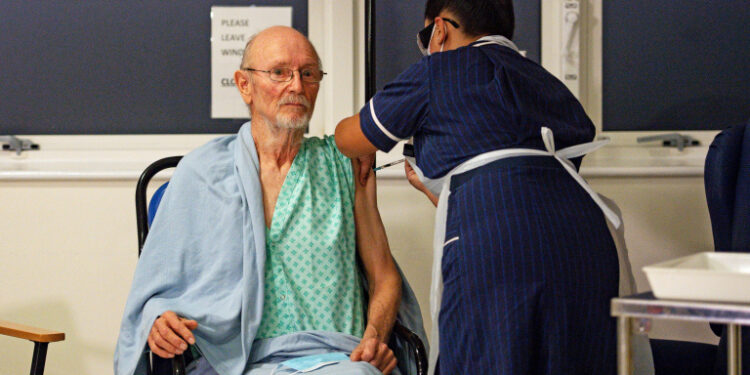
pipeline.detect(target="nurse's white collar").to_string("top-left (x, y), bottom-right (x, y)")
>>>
top-left (472, 35), bottom-right (520, 53)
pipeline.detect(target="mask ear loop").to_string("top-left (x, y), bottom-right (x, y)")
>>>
top-left (438, 21), bottom-right (447, 53)
top-left (432, 21), bottom-right (449, 55)
top-left (429, 25), bottom-right (438, 55)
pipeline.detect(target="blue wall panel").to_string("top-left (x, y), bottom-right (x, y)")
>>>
top-left (0, 1), bottom-right (307, 135)
top-left (375, 0), bottom-right (541, 90)
top-left (603, 1), bottom-right (750, 131)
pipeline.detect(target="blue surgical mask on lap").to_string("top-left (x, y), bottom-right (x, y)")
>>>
top-left (274, 352), bottom-right (350, 374)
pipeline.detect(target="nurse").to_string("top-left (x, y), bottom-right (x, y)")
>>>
top-left (335, 1), bottom-right (621, 374)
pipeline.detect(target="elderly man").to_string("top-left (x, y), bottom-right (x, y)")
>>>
top-left (115, 26), bottom-right (416, 375)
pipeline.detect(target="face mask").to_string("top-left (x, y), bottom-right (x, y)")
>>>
top-left (417, 18), bottom-right (460, 56)
top-left (274, 352), bottom-right (350, 374)
top-left (417, 22), bottom-right (437, 56)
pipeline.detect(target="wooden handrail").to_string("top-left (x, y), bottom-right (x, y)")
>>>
top-left (0, 320), bottom-right (65, 343)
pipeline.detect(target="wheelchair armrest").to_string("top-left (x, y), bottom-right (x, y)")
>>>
top-left (391, 321), bottom-right (428, 375)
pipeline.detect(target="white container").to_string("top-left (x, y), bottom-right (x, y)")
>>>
top-left (643, 252), bottom-right (750, 304)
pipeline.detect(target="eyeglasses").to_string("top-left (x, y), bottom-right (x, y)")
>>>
top-left (242, 66), bottom-right (327, 83)
top-left (417, 18), bottom-right (460, 55)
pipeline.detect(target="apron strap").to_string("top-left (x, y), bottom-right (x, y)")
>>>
top-left (541, 127), bottom-right (622, 229)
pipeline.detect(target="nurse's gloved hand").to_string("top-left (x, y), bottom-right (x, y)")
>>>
top-left (148, 310), bottom-right (198, 358)
top-left (351, 332), bottom-right (397, 374)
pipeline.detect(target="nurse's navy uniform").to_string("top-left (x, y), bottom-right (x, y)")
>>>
top-left (359, 36), bottom-right (620, 375)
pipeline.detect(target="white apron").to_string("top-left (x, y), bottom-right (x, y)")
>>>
top-left (407, 126), bottom-right (621, 374)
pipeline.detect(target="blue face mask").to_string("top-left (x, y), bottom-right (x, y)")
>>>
top-left (277, 352), bottom-right (350, 373)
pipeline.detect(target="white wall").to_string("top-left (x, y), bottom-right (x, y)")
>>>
top-left (590, 176), bottom-right (717, 344)
top-left (0, 179), bottom-right (145, 374)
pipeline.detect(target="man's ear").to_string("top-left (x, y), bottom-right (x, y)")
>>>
top-left (234, 70), bottom-right (252, 105)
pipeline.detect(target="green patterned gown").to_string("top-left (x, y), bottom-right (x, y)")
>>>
top-left (256, 136), bottom-right (365, 339)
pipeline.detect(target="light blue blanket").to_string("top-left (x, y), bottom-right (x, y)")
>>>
top-left (189, 331), bottom-right (383, 374)
top-left (115, 123), bottom-right (267, 375)
top-left (115, 122), bottom-right (427, 375)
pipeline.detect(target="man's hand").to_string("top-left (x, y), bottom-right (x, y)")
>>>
top-left (350, 332), bottom-right (397, 375)
top-left (147, 311), bottom-right (198, 358)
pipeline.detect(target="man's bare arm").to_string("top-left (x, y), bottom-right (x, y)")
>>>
top-left (350, 160), bottom-right (401, 375)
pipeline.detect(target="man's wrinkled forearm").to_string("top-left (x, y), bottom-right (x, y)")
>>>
top-left (364, 272), bottom-right (402, 342)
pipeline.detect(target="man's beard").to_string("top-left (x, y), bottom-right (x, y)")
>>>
top-left (274, 95), bottom-right (311, 130)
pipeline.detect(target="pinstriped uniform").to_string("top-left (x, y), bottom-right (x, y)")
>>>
top-left (359, 39), bottom-right (618, 374)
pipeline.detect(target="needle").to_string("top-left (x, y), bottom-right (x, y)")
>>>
top-left (373, 158), bottom-right (405, 171)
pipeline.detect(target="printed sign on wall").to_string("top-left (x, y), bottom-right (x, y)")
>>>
top-left (211, 6), bottom-right (292, 118)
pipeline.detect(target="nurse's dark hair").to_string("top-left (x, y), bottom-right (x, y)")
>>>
top-left (424, 0), bottom-right (514, 39)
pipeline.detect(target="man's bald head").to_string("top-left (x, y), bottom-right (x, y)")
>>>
top-left (233, 25), bottom-right (322, 132)
top-left (240, 26), bottom-right (321, 70)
